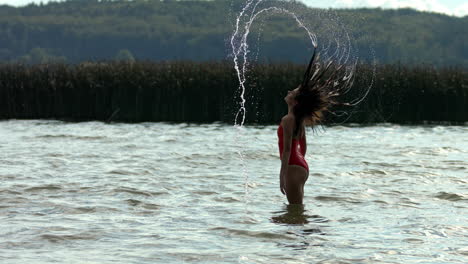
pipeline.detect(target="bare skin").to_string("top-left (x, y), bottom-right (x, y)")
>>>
top-left (280, 87), bottom-right (309, 204)
top-left (284, 165), bottom-right (309, 204)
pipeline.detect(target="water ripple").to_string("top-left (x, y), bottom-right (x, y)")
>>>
top-left (434, 192), bottom-right (467, 202)
top-left (24, 185), bottom-right (62, 192)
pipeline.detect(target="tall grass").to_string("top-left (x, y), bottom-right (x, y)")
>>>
top-left (0, 61), bottom-right (466, 124)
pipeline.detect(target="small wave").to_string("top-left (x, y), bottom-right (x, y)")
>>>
top-left (403, 238), bottom-right (424, 244)
top-left (449, 166), bottom-right (467, 171)
top-left (25, 185), bottom-right (62, 192)
top-left (434, 147), bottom-right (461, 154)
top-left (301, 228), bottom-right (324, 235)
top-left (68, 206), bottom-right (120, 214)
top-left (337, 217), bottom-right (354, 223)
top-left (372, 200), bottom-right (389, 204)
top-left (312, 173), bottom-right (326, 177)
top-left (443, 160), bottom-right (467, 165)
top-left (390, 178), bottom-right (407, 183)
top-left (142, 203), bottom-right (160, 210)
top-left (362, 161), bottom-right (402, 168)
top-left (126, 199), bottom-right (142, 206)
top-left (74, 207), bottom-right (97, 213)
top-left (362, 169), bottom-right (388, 175)
top-left (113, 187), bottom-right (152, 197)
top-left (451, 178), bottom-right (468, 184)
top-left (124, 199), bottom-right (160, 210)
top-left (192, 190), bottom-right (219, 195)
top-left (214, 196), bottom-right (242, 203)
top-left (0, 189), bottom-right (22, 195)
top-left (149, 191), bottom-right (169, 196)
top-left (77, 153), bottom-right (101, 159)
top-left (397, 200), bottom-right (421, 208)
top-left (209, 227), bottom-right (296, 240)
top-left (36, 134), bottom-right (106, 140)
top-left (0, 160), bottom-right (27, 166)
top-left (435, 192), bottom-right (467, 202)
top-left (45, 153), bottom-right (66, 157)
top-left (454, 247), bottom-right (468, 256)
top-left (107, 169), bottom-right (141, 176)
top-left (40, 233), bottom-right (97, 243)
top-left (403, 147), bottom-right (462, 156)
top-left (1, 196), bottom-right (30, 205)
top-left (157, 136), bottom-right (177, 142)
top-left (120, 144), bottom-right (138, 149)
top-left (308, 215), bottom-right (330, 223)
top-left (183, 153), bottom-right (232, 161)
top-left (314, 195), bottom-right (362, 204)
top-left (399, 197), bottom-right (421, 205)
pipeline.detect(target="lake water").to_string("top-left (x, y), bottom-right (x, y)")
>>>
top-left (1, 120), bottom-right (467, 263)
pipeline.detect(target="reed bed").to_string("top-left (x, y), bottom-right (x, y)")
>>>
top-left (0, 61), bottom-right (466, 124)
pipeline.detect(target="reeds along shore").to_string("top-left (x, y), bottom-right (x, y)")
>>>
top-left (0, 61), bottom-right (466, 124)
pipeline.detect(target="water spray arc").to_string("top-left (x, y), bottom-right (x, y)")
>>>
top-left (230, 0), bottom-right (318, 126)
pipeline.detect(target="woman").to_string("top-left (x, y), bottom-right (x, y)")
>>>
top-left (278, 51), bottom-right (348, 204)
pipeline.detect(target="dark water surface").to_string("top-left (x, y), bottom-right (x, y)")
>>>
top-left (1, 120), bottom-right (467, 263)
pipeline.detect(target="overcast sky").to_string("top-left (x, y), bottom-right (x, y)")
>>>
top-left (0, 0), bottom-right (466, 17)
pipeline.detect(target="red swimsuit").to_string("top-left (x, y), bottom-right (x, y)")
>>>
top-left (277, 124), bottom-right (309, 172)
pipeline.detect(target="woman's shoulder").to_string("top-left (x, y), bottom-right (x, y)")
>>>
top-left (280, 115), bottom-right (295, 130)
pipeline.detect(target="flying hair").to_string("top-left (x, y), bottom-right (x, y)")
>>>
top-left (293, 48), bottom-right (357, 135)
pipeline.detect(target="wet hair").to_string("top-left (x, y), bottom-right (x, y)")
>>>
top-left (292, 50), bottom-right (354, 136)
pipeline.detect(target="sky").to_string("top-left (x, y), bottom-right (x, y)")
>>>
top-left (0, 0), bottom-right (466, 17)
top-left (305, 0), bottom-right (468, 17)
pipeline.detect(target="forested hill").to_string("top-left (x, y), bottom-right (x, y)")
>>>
top-left (0, 0), bottom-right (466, 66)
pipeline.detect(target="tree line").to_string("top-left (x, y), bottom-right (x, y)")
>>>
top-left (0, 0), bottom-right (466, 66)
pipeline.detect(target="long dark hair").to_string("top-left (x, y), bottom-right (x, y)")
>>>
top-left (293, 50), bottom-right (354, 136)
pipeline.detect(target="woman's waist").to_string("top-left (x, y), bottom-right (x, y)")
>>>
top-left (284, 148), bottom-right (305, 158)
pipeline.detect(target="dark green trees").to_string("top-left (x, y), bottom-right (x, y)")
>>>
top-left (0, 0), bottom-right (466, 66)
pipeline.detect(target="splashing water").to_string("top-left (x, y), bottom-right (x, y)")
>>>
top-left (230, 0), bottom-right (374, 126)
top-left (231, 0), bottom-right (317, 126)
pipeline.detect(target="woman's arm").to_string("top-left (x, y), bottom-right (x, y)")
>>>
top-left (300, 126), bottom-right (307, 156)
top-left (279, 115), bottom-right (294, 195)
